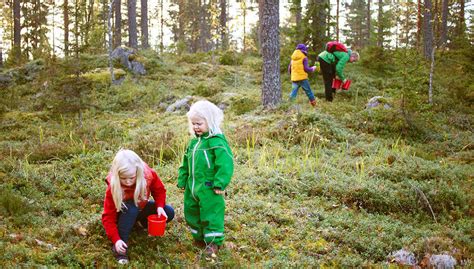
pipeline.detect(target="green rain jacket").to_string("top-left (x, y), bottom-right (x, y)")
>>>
top-left (318, 49), bottom-right (352, 81)
top-left (177, 133), bottom-right (234, 198)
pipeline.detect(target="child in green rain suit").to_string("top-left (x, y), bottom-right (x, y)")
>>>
top-left (177, 100), bottom-right (234, 256)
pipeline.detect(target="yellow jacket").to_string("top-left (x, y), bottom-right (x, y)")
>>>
top-left (290, 50), bottom-right (309, 81)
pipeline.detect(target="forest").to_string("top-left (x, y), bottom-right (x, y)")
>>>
top-left (0, 0), bottom-right (473, 267)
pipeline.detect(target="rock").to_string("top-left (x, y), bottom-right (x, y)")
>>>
top-left (367, 96), bottom-right (391, 109)
top-left (0, 72), bottom-right (13, 88)
top-left (130, 61), bottom-right (146, 75)
top-left (166, 96), bottom-right (193, 113)
top-left (111, 46), bottom-right (146, 75)
top-left (421, 254), bottom-right (457, 269)
top-left (387, 249), bottom-right (417, 266)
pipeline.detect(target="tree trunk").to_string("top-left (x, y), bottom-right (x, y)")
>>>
top-left (74, 0), bottom-right (79, 57)
top-left (140, 0), bottom-right (149, 48)
top-left (336, 0), bottom-right (339, 41)
top-left (439, 0), bottom-right (448, 46)
top-left (367, 0), bottom-right (371, 46)
top-left (429, 47), bottom-right (435, 104)
top-left (159, 0), bottom-right (164, 53)
top-left (219, 0), bottom-right (228, 50)
top-left (259, 0), bottom-right (281, 109)
top-left (108, 0), bottom-right (116, 82)
top-left (417, 0), bottom-right (422, 48)
top-left (0, 48), bottom-right (3, 68)
top-left (13, 0), bottom-right (21, 59)
top-left (241, 0), bottom-right (247, 52)
top-left (178, 0), bottom-right (185, 43)
top-left (128, 0), bottom-right (138, 49)
top-left (114, 0), bottom-right (121, 48)
top-left (457, 0), bottom-right (465, 36)
top-left (377, 0), bottom-right (382, 47)
top-left (423, 0), bottom-right (433, 59)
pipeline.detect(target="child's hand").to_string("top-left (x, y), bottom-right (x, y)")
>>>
top-left (214, 189), bottom-right (225, 195)
top-left (157, 207), bottom-right (168, 219)
top-left (115, 240), bottom-right (128, 254)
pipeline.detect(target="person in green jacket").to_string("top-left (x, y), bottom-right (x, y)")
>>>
top-left (177, 100), bottom-right (234, 256)
top-left (318, 47), bottom-right (359, 101)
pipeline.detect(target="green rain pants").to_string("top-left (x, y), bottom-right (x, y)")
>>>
top-left (184, 186), bottom-right (225, 245)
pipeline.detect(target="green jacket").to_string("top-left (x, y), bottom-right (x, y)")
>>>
top-left (177, 133), bottom-right (234, 195)
top-left (318, 50), bottom-right (352, 81)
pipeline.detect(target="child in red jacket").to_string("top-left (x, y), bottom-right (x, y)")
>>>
top-left (101, 149), bottom-right (174, 264)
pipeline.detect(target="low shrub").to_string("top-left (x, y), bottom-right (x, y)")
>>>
top-left (220, 50), bottom-right (244, 66)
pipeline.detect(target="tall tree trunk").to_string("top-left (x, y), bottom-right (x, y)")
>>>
top-left (86, 0), bottom-right (95, 48)
top-left (417, 0), bottom-right (422, 48)
top-left (327, 0), bottom-right (331, 37)
top-left (291, 0), bottom-right (302, 40)
top-left (377, 0), bottom-right (382, 47)
top-left (63, 0), bottom-right (69, 57)
top-left (159, 0), bottom-right (164, 53)
top-left (178, 0), bottom-right (185, 43)
top-left (114, 0), bottom-right (121, 48)
top-left (439, 0), bottom-right (448, 46)
top-left (336, 0), bottom-right (339, 41)
top-left (241, 0), bottom-right (247, 51)
top-left (0, 48), bottom-right (3, 68)
top-left (260, 0), bottom-right (281, 109)
top-left (108, 0), bottom-right (116, 82)
top-left (367, 0), bottom-right (371, 46)
top-left (13, 0), bottom-right (21, 59)
top-left (423, 0), bottom-right (433, 59)
top-left (457, 0), bottom-right (465, 36)
top-left (219, 0), bottom-right (228, 50)
top-left (128, 0), bottom-right (138, 49)
top-left (75, 0), bottom-right (79, 56)
top-left (140, 0), bottom-right (149, 48)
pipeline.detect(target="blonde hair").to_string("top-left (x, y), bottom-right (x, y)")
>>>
top-left (109, 149), bottom-right (147, 212)
top-left (186, 100), bottom-right (224, 136)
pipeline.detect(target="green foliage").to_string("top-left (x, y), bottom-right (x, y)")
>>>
top-left (0, 187), bottom-right (30, 216)
top-left (219, 50), bottom-right (243, 66)
top-left (360, 46), bottom-right (395, 74)
top-left (230, 96), bottom-right (260, 115)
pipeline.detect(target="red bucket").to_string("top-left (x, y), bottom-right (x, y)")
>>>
top-left (147, 214), bottom-right (167, 236)
top-left (332, 78), bottom-right (342, 89)
top-left (342, 79), bottom-right (352, 90)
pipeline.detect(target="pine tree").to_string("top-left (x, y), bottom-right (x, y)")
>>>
top-left (260, 0), bottom-right (281, 108)
top-left (64, 0), bottom-right (70, 56)
top-left (343, 0), bottom-right (368, 49)
top-left (140, 0), bottom-right (149, 48)
top-left (113, 0), bottom-right (121, 48)
top-left (439, 0), bottom-right (448, 46)
top-left (423, 0), bottom-right (434, 59)
top-left (13, 0), bottom-right (21, 59)
top-left (22, 0), bottom-right (50, 59)
top-left (128, 0), bottom-right (138, 49)
top-left (219, 0), bottom-right (228, 50)
top-left (304, 0), bottom-right (328, 54)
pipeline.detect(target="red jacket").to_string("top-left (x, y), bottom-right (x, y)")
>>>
top-left (101, 163), bottom-right (166, 243)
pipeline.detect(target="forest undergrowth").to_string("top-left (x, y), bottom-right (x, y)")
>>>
top-left (0, 49), bottom-right (472, 267)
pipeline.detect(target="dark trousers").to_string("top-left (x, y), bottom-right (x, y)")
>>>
top-left (318, 58), bottom-right (336, 101)
top-left (118, 200), bottom-right (174, 243)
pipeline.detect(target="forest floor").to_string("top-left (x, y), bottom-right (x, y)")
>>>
top-left (0, 51), bottom-right (472, 267)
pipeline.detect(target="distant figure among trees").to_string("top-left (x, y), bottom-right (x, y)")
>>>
top-left (317, 41), bottom-right (359, 102)
top-left (288, 44), bottom-right (319, 107)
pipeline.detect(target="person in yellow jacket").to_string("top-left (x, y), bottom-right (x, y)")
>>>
top-left (288, 44), bottom-right (319, 107)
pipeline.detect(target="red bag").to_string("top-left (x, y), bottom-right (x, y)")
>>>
top-left (326, 41), bottom-right (348, 53)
